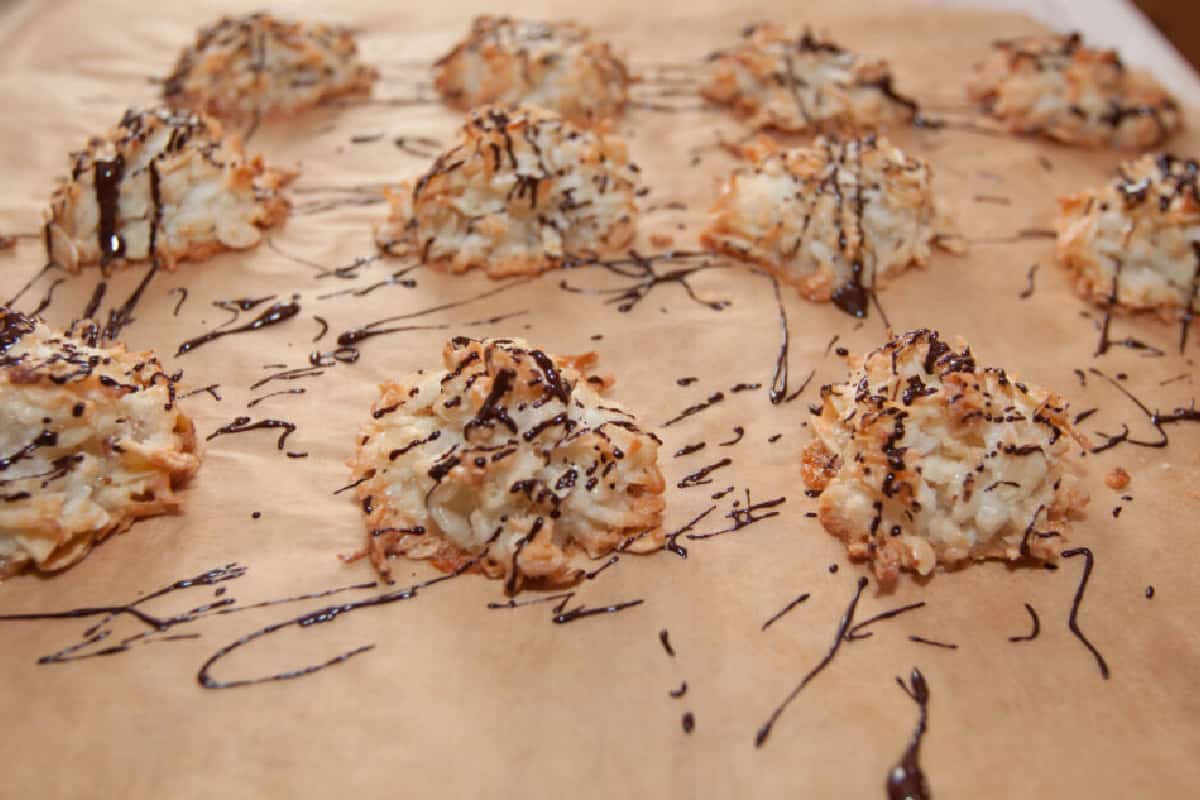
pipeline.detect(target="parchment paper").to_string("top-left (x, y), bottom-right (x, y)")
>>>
top-left (1, 1), bottom-right (1198, 797)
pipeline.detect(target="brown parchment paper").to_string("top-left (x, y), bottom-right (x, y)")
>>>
top-left (1, 1), bottom-right (1199, 797)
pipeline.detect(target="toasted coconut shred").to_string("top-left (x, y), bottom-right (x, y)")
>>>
top-left (348, 336), bottom-right (665, 592)
top-left (376, 104), bottom-right (641, 278)
top-left (163, 12), bottom-right (378, 121)
top-left (46, 106), bottom-right (293, 271)
top-left (0, 309), bottom-right (201, 579)
top-left (967, 32), bottom-right (1180, 149)
top-left (801, 329), bottom-right (1089, 586)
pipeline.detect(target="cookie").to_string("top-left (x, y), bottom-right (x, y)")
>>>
top-left (376, 105), bottom-right (640, 277)
top-left (801, 329), bottom-right (1088, 586)
top-left (46, 107), bottom-right (292, 271)
top-left (701, 23), bottom-right (920, 133)
top-left (1057, 152), bottom-right (1200, 320)
top-left (700, 135), bottom-right (960, 315)
top-left (967, 32), bottom-right (1180, 149)
top-left (0, 309), bottom-right (201, 579)
top-left (434, 15), bottom-right (630, 124)
top-left (348, 336), bottom-right (666, 591)
top-left (164, 12), bottom-right (378, 121)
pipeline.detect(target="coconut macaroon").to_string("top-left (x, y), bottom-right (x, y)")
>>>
top-left (375, 105), bottom-right (640, 278)
top-left (0, 308), bottom-right (201, 579)
top-left (967, 32), bottom-right (1181, 149)
top-left (701, 23), bottom-right (920, 134)
top-left (163, 12), bottom-right (378, 121)
top-left (1057, 152), bottom-right (1200, 322)
top-left (434, 15), bottom-right (631, 125)
top-left (700, 135), bottom-right (960, 315)
top-left (348, 336), bottom-right (666, 591)
top-left (801, 329), bottom-right (1088, 586)
top-left (46, 107), bottom-right (292, 272)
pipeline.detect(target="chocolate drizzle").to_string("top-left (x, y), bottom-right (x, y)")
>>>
top-left (177, 298), bottom-right (301, 356)
top-left (754, 576), bottom-right (868, 747)
top-left (887, 668), bottom-right (932, 800)
top-left (908, 635), bottom-right (957, 650)
top-left (1061, 547), bottom-right (1110, 679)
top-left (845, 602), bottom-right (926, 642)
top-left (1086, 368), bottom-right (1200, 453)
top-left (205, 416), bottom-right (297, 450)
top-left (718, 427), bottom-right (744, 447)
top-left (1018, 263), bottom-right (1038, 299)
top-left (686, 491), bottom-right (785, 540)
top-left (560, 250), bottom-right (730, 314)
top-left (198, 563), bottom-right (474, 689)
top-left (552, 598), bottom-right (643, 624)
top-left (168, 287), bottom-right (188, 316)
top-left (761, 592), bottom-right (810, 632)
top-left (663, 392), bottom-right (724, 427)
top-left (676, 458), bottom-right (732, 489)
top-left (94, 155), bottom-right (127, 265)
top-left (1009, 603), bottom-right (1041, 642)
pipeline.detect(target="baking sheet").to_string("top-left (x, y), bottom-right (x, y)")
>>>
top-left (1, 1), bottom-right (1199, 797)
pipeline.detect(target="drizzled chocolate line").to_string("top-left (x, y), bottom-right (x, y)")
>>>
top-left (334, 278), bottom-right (533, 350)
top-left (1019, 263), bottom-right (1038, 299)
top-left (718, 427), bottom-right (744, 447)
top-left (205, 416), bottom-right (297, 451)
top-left (312, 315), bottom-right (329, 342)
top-left (168, 287), bottom-right (188, 316)
top-left (180, 384), bottom-right (222, 401)
top-left (969, 228), bottom-right (1057, 245)
top-left (1086, 367), bottom-right (1200, 453)
top-left (197, 562), bottom-right (476, 689)
top-left (908, 635), bottom-right (957, 650)
top-left (265, 237), bottom-right (383, 280)
top-left (250, 365), bottom-right (325, 391)
top-left (552, 598), bottom-right (644, 624)
top-left (677, 458), bottom-right (732, 489)
top-left (1061, 547), bottom-right (1110, 679)
top-left (765, 271), bottom-right (793, 404)
top-left (316, 265), bottom-right (420, 300)
top-left (663, 392), bottom-right (724, 427)
top-left (659, 629), bottom-right (676, 657)
top-left (5, 263), bottom-right (60, 311)
top-left (844, 602), bottom-right (927, 641)
top-left (394, 136), bottom-right (442, 159)
top-left (177, 298), bottom-right (300, 356)
top-left (101, 260), bottom-right (160, 343)
top-left (211, 294), bottom-right (277, 327)
top-left (1092, 264), bottom-right (1166, 358)
top-left (670, 682), bottom-right (688, 698)
top-left (246, 388), bottom-right (306, 408)
top-left (761, 592), bottom-right (810, 632)
top-left (686, 491), bottom-right (785, 540)
top-left (487, 592), bottom-right (575, 611)
top-left (0, 564), bottom-right (248, 663)
top-left (887, 668), bottom-right (932, 800)
top-left (560, 250), bottom-right (731, 314)
top-left (657, 505), bottom-right (717, 559)
top-left (674, 442), bottom-right (706, 458)
top-left (755, 577), bottom-right (868, 747)
top-left (1009, 603), bottom-right (1041, 642)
